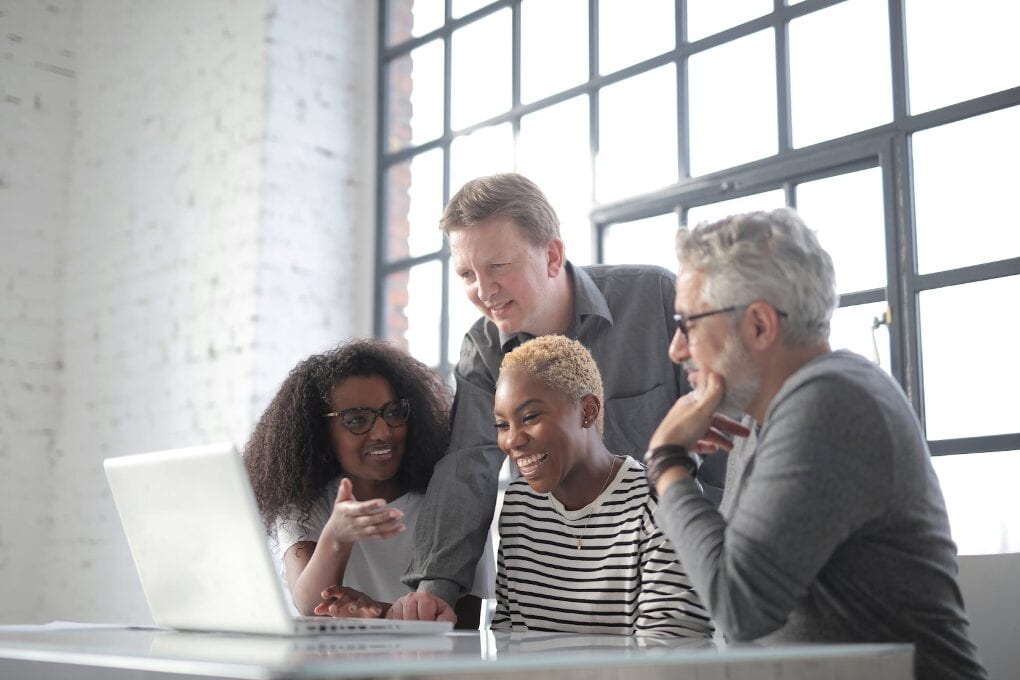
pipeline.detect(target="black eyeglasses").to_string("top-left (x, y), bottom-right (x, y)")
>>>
top-left (323, 399), bottom-right (410, 435)
top-left (673, 305), bottom-right (788, 339)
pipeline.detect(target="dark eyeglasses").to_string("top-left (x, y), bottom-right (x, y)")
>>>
top-left (323, 399), bottom-right (410, 435)
top-left (673, 305), bottom-right (788, 339)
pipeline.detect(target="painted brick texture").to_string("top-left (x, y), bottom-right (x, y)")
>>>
top-left (0, 0), bottom-right (375, 623)
top-left (0, 0), bottom-right (77, 623)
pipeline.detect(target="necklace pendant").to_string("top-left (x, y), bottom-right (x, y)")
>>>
top-left (576, 538), bottom-right (582, 550)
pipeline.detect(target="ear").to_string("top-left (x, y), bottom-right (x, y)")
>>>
top-left (545, 238), bottom-right (566, 278)
top-left (743, 301), bottom-right (783, 350)
top-left (580, 394), bottom-right (601, 428)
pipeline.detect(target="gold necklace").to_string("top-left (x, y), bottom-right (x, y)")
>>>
top-left (554, 455), bottom-right (622, 550)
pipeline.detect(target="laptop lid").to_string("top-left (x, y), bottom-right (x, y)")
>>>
top-left (104, 442), bottom-right (450, 636)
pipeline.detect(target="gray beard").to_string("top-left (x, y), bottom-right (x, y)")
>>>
top-left (690, 383), bottom-right (753, 420)
top-left (688, 336), bottom-right (760, 419)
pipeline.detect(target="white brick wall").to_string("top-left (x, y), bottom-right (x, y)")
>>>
top-left (0, 0), bottom-right (77, 623)
top-left (254, 0), bottom-right (375, 413)
top-left (0, 0), bottom-right (375, 624)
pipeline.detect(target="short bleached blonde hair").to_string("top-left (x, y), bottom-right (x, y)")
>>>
top-left (499, 335), bottom-right (604, 434)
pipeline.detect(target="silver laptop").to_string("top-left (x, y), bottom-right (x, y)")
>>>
top-left (104, 442), bottom-right (451, 636)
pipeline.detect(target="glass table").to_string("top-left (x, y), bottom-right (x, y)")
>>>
top-left (0, 625), bottom-right (913, 679)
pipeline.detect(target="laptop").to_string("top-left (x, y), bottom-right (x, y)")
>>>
top-left (104, 442), bottom-right (451, 636)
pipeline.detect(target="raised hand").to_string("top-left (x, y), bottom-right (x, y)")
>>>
top-left (650, 373), bottom-right (751, 453)
top-left (321, 478), bottom-right (406, 549)
top-left (314, 585), bottom-right (389, 619)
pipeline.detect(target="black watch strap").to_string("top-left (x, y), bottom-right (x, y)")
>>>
top-left (643, 444), bottom-right (702, 493)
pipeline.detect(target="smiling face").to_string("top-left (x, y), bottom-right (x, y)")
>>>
top-left (670, 271), bottom-right (762, 418)
top-left (493, 368), bottom-right (591, 495)
top-left (449, 216), bottom-right (567, 337)
top-left (326, 375), bottom-right (407, 498)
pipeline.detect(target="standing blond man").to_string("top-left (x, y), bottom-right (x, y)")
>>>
top-left (388, 173), bottom-right (727, 621)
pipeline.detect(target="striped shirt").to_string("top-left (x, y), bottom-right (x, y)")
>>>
top-left (493, 456), bottom-right (714, 637)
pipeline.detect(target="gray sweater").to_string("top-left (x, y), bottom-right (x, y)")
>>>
top-left (656, 350), bottom-right (987, 680)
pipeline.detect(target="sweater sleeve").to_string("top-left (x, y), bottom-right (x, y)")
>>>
top-left (654, 373), bottom-right (893, 641)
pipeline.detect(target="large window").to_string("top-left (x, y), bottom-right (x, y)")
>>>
top-left (376, 0), bottom-right (1020, 552)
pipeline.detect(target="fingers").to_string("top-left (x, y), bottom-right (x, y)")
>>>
top-left (336, 477), bottom-right (356, 503)
top-left (387, 596), bottom-right (405, 620)
top-left (649, 371), bottom-right (752, 452)
top-left (315, 587), bottom-right (383, 618)
top-left (386, 593), bottom-right (457, 623)
top-left (329, 498), bottom-right (406, 543)
top-left (696, 430), bottom-right (736, 453)
top-left (709, 412), bottom-right (752, 438)
top-left (648, 392), bottom-right (713, 450)
top-left (338, 497), bottom-right (387, 515)
top-left (330, 596), bottom-right (381, 618)
top-left (696, 372), bottom-right (726, 414)
top-left (354, 509), bottom-right (405, 539)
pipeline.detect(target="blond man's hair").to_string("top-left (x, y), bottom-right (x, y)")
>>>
top-left (499, 335), bottom-right (604, 434)
top-left (440, 173), bottom-right (560, 248)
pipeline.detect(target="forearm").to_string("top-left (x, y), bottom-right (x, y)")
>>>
top-left (655, 479), bottom-right (788, 640)
top-left (288, 540), bottom-right (353, 616)
top-left (402, 445), bottom-right (503, 601)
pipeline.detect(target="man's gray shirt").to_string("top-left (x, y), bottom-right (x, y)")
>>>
top-left (656, 350), bottom-right (987, 680)
top-left (402, 262), bottom-right (725, 604)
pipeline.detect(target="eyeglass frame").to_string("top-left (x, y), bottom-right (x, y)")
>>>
top-left (322, 398), bottom-right (411, 435)
top-left (673, 304), bottom-right (788, 339)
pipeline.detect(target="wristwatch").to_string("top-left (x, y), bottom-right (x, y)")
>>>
top-left (643, 444), bottom-right (702, 492)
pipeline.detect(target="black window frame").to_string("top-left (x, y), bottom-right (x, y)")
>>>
top-left (375, 0), bottom-right (1020, 458)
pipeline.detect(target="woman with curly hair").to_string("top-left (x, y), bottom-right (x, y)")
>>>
top-left (244, 338), bottom-right (489, 627)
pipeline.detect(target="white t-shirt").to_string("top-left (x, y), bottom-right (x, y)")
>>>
top-left (275, 477), bottom-right (494, 604)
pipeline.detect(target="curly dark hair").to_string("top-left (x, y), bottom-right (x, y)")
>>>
top-left (244, 338), bottom-right (451, 533)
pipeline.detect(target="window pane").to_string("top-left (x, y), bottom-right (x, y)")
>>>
top-left (518, 96), bottom-right (593, 265)
top-left (919, 276), bottom-right (1020, 441)
top-left (452, 0), bottom-right (493, 19)
top-left (451, 9), bottom-right (511, 131)
top-left (387, 0), bottom-right (444, 45)
top-left (598, 0), bottom-right (675, 75)
top-left (913, 106), bottom-right (1020, 274)
top-left (521, 0), bottom-right (588, 104)
top-left (602, 213), bottom-right (680, 272)
top-left (932, 450), bottom-right (1020, 555)
top-left (685, 189), bottom-right (786, 227)
top-left (789, 0), bottom-right (892, 148)
top-left (386, 149), bottom-right (444, 262)
top-left (829, 302), bottom-right (891, 374)
top-left (385, 262), bottom-right (442, 368)
top-left (597, 65), bottom-right (677, 203)
top-left (796, 167), bottom-right (885, 294)
top-left (449, 123), bottom-right (514, 197)
top-left (686, 0), bottom-right (772, 42)
top-left (688, 29), bottom-right (776, 176)
top-left (383, 269), bottom-right (409, 353)
top-left (387, 39), bottom-right (444, 152)
top-left (447, 262), bottom-right (484, 365)
top-left (905, 0), bottom-right (1020, 114)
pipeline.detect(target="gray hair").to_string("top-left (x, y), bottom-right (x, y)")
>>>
top-left (440, 173), bottom-right (560, 248)
top-left (676, 208), bottom-right (839, 345)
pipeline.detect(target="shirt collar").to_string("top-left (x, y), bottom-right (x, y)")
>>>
top-left (498, 261), bottom-right (614, 352)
